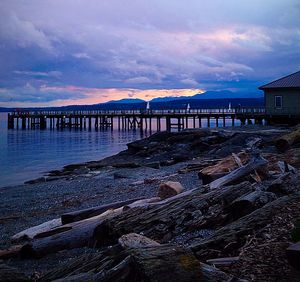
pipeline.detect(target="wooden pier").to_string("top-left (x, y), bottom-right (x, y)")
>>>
top-left (7, 108), bottom-right (266, 132)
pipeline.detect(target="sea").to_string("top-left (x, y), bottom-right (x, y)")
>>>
top-left (0, 112), bottom-right (241, 188)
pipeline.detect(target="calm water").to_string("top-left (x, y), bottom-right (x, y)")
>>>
top-left (0, 112), bottom-right (241, 188)
top-left (0, 113), bottom-right (145, 187)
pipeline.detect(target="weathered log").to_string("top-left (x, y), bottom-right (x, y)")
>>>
top-left (12, 218), bottom-right (62, 242)
top-left (41, 245), bottom-right (245, 282)
top-left (200, 262), bottom-right (247, 282)
top-left (191, 193), bottom-right (300, 260)
top-left (118, 233), bottom-right (160, 249)
top-left (275, 129), bottom-right (300, 152)
top-left (199, 152), bottom-right (249, 184)
top-left (20, 197), bottom-right (160, 258)
top-left (0, 264), bottom-right (29, 282)
top-left (157, 181), bottom-right (184, 199)
top-left (122, 197), bottom-right (161, 211)
top-left (94, 182), bottom-right (253, 246)
top-left (178, 159), bottom-right (223, 173)
top-left (0, 245), bottom-right (22, 260)
top-left (226, 190), bottom-right (277, 219)
top-left (267, 172), bottom-right (300, 196)
top-left (61, 197), bottom-right (144, 224)
top-left (206, 256), bottom-right (239, 267)
top-left (277, 161), bottom-right (298, 174)
top-left (210, 154), bottom-right (268, 189)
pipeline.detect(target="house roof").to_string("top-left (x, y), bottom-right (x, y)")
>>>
top-left (259, 71), bottom-right (300, 90)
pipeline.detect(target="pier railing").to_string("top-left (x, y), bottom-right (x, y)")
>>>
top-left (8, 107), bottom-right (268, 131)
top-left (9, 107), bottom-right (266, 116)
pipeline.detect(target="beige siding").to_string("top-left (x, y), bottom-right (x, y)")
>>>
top-left (265, 89), bottom-right (300, 115)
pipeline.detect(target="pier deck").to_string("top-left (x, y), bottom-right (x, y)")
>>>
top-left (7, 108), bottom-right (267, 131)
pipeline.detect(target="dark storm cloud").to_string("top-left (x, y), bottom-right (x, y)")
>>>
top-left (0, 0), bottom-right (300, 106)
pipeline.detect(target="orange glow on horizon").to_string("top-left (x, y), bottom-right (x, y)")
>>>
top-left (2, 87), bottom-right (205, 108)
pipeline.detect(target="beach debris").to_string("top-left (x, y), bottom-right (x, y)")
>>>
top-left (118, 233), bottom-right (160, 249)
top-left (209, 154), bottom-right (268, 189)
top-left (198, 152), bottom-right (249, 185)
top-left (12, 218), bottom-right (62, 243)
top-left (206, 256), bottom-right (239, 267)
top-left (61, 197), bottom-right (144, 224)
top-left (275, 129), bottom-right (300, 152)
top-left (157, 181), bottom-right (184, 199)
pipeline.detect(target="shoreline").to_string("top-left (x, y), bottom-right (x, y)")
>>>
top-left (1, 124), bottom-right (300, 281)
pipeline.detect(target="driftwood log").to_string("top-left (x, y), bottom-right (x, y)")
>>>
top-left (209, 154), bottom-right (268, 189)
top-left (226, 190), bottom-right (277, 219)
top-left (61, 197), bottom-right (144, 224)
top-left (12, 218), bottom-right (61, 242)
top-left (0, 264), bottom-right (28, 282)
top-left (199, 152), bottom-right (249, 184)
top-left (275, 129), bottom-right (300, 152)
top-left (93, 182), bottom-right (254, 246)
top-left (191, 192), bottom-right (300, 260)
top-left (39, 244), bottom-right (245, 282)
top-left (0, 245), bottom-right (22, 260)
top-left (20, 197), bottom-right (161, 258)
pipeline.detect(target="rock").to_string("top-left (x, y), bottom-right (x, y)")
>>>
top-left (24, 177), bottom-right (46, 184)
top-left (118, 233), bottom-right (161, 249)
top-left (157, 181), bottom-right (184, 199)
top-left (113, 162), bottom-right (140, 168)
top-left (63, 164), bottom-right (84, 171)
top-left (113, 172), bottom-right (129, 179)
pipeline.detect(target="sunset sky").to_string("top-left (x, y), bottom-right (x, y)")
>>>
top-left (0, 0), bottom-right (300, 107)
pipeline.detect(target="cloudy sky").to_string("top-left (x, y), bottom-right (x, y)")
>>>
top-left (0, 0), bottom-right (300, 107)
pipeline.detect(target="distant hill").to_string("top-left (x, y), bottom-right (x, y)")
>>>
top-left (151, 90), bottom-right (263, 103)
top-left (105, 98), bottom-right (145, 104)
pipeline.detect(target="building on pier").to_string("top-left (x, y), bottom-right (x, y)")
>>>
top-left (259, 71), bottom-right (300, 117)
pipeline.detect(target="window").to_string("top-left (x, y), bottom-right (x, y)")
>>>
top-left (275, 96), bottom-right (282, 109)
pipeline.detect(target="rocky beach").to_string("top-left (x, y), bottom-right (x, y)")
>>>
top-left (1, 125), bottom-right (300, 281)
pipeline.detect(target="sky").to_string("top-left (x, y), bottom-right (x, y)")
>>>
top-left (0, 0), bottom-right (300, 107)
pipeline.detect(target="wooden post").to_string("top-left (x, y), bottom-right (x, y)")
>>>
top-left (166, 117), bottom-right (171, 131)
top-left (140, 117), bottom-right (143, 133)
top-left (207, 117), bottom-right (210, 128)
top-left (95, 117), bottom-right (98, 129)
top-left (178, 118), bottom-right (181, 131)
top-left (216, 117), bottom-right (219, 127)
top-left (199, 117), bottom-right (202, 128)
top-left (22, 117), bottom-right (26, 129)
top-left (193, 116), bottom-right (196, 128)
top-left (232, 116), bottom-right (235, 127)
top-left (7, 114), bottom-right (14, 129)
top-left (223, 116), bottom-right (226, 127)
top-left (89, 117), bottom-right (92, 130)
